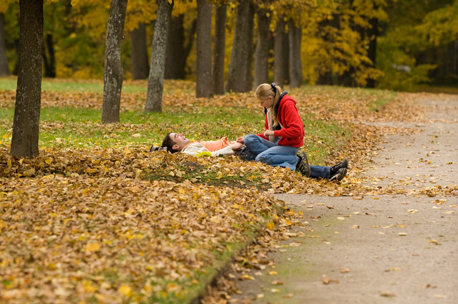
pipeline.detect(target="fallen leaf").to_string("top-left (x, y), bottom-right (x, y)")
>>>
top-left (380, 292), bottom-right (396, 297)
top-left (85, 242), bottom-right (100, 252)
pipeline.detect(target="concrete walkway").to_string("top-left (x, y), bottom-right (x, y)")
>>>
top-left (233, 98), bottom-right (458, 304)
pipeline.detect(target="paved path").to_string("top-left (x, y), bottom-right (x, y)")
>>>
top-left (233, 98), bottom-right (458, 304)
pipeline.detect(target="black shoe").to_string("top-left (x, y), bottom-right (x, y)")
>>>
top-left (296, 152), bottom-right (311, 177)
top-left (330, 168), bottom-right (347, 181)
top-left (330, 159), bottom-right (348, 175)
top-left (235, 146), bottom-right (257, 161)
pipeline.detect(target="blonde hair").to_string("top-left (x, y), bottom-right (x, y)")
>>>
top-left (255, 83), bottom-right (282, 127)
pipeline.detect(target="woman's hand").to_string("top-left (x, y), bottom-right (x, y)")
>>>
top-left (229, 142), bottom-right (243, 151)
top-left (236, 137), bottom-right (245, 144)
top-left (263, 130), bottom-right (274, 137)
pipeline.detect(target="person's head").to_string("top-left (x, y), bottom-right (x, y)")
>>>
top-left (255, 83), bottom-right (282, 126)
top-left (161, 132), bottom-right (190, 153)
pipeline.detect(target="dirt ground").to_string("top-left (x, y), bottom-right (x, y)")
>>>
top-left (231, 98), bottom-right (458, 304)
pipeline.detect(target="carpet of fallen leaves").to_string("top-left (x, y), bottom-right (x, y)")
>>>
top-left (0, 172), bottom-right (306, 303)
top-left (1, 81), bottom-right (456, 303)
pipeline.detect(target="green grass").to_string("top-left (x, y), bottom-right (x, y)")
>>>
top-left (0, 106), bottom-right (264, 149)
top-left (0, 78), bottom-right (147, 94)
top-left (368, 91), bottom-right (397, 111)
top-left (0, 105), bottom-right (348, 167)
top-left (0, 79), bottom-right (384, 168)
top-left (302, 114), bottom-right (351, 165)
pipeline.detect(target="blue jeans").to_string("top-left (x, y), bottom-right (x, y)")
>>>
top-left (244, 134), bottom-right (299, 171)
top-left (244, 134), bottom-right (331, 178)
top-left (310, 165), bottom-right (331, 179)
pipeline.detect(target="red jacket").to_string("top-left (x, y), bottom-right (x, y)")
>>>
top-left (257, 93), bottom-right (304, 148)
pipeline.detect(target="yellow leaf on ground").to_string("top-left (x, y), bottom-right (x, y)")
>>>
top-left (118, 284), bottom-right (132, 297)
top-left (85, 242), bottom-right (100, 252)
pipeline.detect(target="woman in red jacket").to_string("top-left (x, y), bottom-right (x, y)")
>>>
top-left (236, 83), bottom-right (347, 181)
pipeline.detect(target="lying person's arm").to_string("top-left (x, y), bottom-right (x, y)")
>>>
top-left (181, 142), bottom-right (235, 157)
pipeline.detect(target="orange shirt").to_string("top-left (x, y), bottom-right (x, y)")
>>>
top-left (197, 137), bottom-right (230, 152)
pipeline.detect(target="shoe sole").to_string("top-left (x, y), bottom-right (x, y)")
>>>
top-left (330, 168), bottom-right (347, 181)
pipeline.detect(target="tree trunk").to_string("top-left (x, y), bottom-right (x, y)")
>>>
top-left (10, 0), bottom-right (43, 158)
top-left (212, 4), bottom-right (226, 95)
top-left (254, 6), bottom-right (271, 88)
top-left (184, 18), bottom-right (197, 66)
top-left (288, 20), bottom-right (302, 88)
top-left (226, 0), bottom-right (251, 93)
top-left (366, 16), bottom-right (378, 88)
top-left (274, 19), bottom-right (288, 86)
top-left (102, 0), bottom-right (128, 124)
top-left (130, 22), bottom-right (149, 80)
top-left (145, 0), bottom-right (173, 112)
top-left (165, 14), bottom-right (185, 79)
top-left (0, 13), bottom-right (10, 77)
top-left (244, 2), bottom-right (255, 92)
top-left (196, 0), bottom-right (213, 98)
top-left (43, 33), bottom-right (56, 78)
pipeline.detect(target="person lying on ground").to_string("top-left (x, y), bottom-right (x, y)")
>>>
top-left (156, 128), bottom-right (347, 182)
top-left (157, 132), bottom-right (243, 156)
top-left (236, 83), bottom-right (348, 181)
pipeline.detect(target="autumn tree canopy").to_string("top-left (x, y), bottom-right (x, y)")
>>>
top-left (1, 0), bottom-right (458, 93)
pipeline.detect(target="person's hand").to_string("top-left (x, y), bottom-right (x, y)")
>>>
top-left (236, 137), bottom-right (245, 144)
top-left (263, 130), bottom-right (274, 137)
top-left (230, 142), bottom-right (243, 151)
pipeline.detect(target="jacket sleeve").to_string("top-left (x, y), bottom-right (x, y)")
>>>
top-left (256, 115), bottom-right (269, 140)
top-left (210, 145), bottom-right (234, 156)
top-left (181, 143), bottom-right (234, 156)
top-left (273, 101), bottom-right (304, 139)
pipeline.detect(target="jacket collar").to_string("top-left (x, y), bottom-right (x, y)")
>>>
top-left (264, 91), bottom-right (288, 114)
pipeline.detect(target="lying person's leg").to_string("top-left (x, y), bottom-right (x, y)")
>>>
top-left (255, 145), bottom-right (299, 171)
top-left (310, 159), bottom-right (348, 181)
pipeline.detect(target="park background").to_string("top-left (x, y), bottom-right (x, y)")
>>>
top-left (0, 0), bottom-right (457, 303)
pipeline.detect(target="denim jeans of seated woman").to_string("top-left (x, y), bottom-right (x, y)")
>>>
top-left (244, 134), bottom-right (331, 178)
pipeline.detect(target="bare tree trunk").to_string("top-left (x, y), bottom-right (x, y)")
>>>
top-left (130, 22), bottom-right (149, 80)
top-left (184, 18), bottom-right (197, 65)
top-left (254, 6), bottom-right (271, 88)
top-left (196, 0), bottom-right (213, 97)
top-left (274, 18), bottom-right (288, 86)
top-left (145, 0), bottom-right (173, 112)
top-left (43, 33), bottom-right (56, 78)
top-left (165, 14), bottom-right (185, 79)
top-left (102, 0), bottom-right (128, 124)
top-left (0, 13), bottom-right (10, 77)
top-left (366, 16), bottom-right (378, 88)
top-left (212, 4), bottom-right (226, 95)
top-left (288, 20), bottom-right (302, 88)
top-left (10, 0), bottom-right (43, 158)
top-left (165, 15), bottom-right (197, 79)
top-left (244, 2), bottom-right (255, 92)
top-left (226, 0), bottom-right (251, 93)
